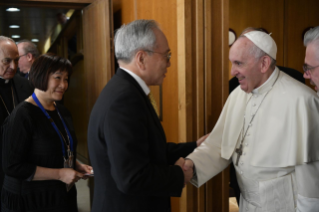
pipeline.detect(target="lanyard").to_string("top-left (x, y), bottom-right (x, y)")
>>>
top-left (32, 93), bottom-right (74, 158)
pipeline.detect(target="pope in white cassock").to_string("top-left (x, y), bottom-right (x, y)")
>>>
top-left (185, 30), bottom-right (319, 212)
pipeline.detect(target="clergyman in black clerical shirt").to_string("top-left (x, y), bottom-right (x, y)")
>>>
top-left (0, 36), bottom-right (33, 188)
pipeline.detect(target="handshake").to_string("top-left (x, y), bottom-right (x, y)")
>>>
top-left (174, 133), bottom-right (209, 186)
top-left (175, 157), bottom-right (194, 186)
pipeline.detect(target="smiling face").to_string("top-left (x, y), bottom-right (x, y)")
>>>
top-left (229, 38), bottom-right (265, 93)
top-left (0, 40), bottom-right (19, 79)
top-left (44, 70), bottom-right (69, 101)
top-left (143, 28), bottom-right (171, 86)
top-left (304, 42), bottom-right (319, 91)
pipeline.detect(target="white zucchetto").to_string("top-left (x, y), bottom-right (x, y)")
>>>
top-left (244, 31), bottom-right (277, 60)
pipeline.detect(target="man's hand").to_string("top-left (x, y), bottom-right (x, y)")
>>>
top-left (196, 133), bottom-right (210, 146)
top-left (175, 157), bottom-right (193, 186)
top-left (183, 159), bottom-right (194, 185)
top-left (174, 157), bottom-right (185, 168)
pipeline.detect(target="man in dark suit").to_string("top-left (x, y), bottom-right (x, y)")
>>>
top-left (88, 20), bottom-right (205, 212)
top-left (0, 36), bottom-right (33, 187)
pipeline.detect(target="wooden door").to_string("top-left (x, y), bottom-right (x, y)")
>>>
top-left (82, 0), bottom-right (114, 112)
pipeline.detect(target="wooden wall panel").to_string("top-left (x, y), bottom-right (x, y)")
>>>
top-left (177, 0), bottom-right (196, 210)
top-left (178, 0), bottom-right (229, 211)
top-left (229, 0), bottom-right (284, 78)
top-left (194, 0), bottom-right (206, 211)
top-left (83, 0), bottom-right (113, 113)
top-left (120, 0), bottom-right (136, 24)
top-left (64, 60), bottom-right (89, 163)
top-left (205, 0), bottom-right (229, 211)
top-left (284, 0), bottom-right (319, 74)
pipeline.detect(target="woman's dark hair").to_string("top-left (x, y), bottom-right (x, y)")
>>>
top-left (29, 53), bottom-right (72, 91)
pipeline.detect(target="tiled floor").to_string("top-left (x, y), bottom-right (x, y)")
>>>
top-left (229, 197), bottom-right (239, 212)
top-left (77, 178), bottom-right (91, 212)
top-left (76, 180), bottom-right (239, 212)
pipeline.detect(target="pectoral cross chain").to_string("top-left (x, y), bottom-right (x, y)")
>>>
top-left (235, 144), bottom-right (243, 166)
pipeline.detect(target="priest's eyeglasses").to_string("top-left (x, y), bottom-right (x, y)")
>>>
top-left (144, 50), bottom-right (171, 62)
top-left (303, 63), bottom-right (319, 75)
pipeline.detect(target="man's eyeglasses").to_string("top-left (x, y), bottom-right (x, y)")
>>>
top-left (303, 63), bottom-right (319, 75)
top-left (144, 50), bottom-right (171, 62)
top-left (19, 53), bottom-right (28, 59)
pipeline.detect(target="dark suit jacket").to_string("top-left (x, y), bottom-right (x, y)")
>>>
top-left (0, 75), bottom-right (33, 188)
top-left (88, 69), bottom-right (196, 212)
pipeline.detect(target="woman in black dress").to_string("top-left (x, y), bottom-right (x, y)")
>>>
top-left (1, 54), bottom-right (92, 212)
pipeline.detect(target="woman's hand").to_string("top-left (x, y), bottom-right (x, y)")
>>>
top-left (58, 168), bottom-right (84, 184)
top-left (75, 161), bottom-right (93, 180)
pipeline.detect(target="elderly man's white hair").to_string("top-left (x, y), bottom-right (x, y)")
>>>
top-left (114, 19), bottom-right (160, 64)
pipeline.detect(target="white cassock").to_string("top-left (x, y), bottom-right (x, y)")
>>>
top-left (187, 67), bottom-right (319, 212)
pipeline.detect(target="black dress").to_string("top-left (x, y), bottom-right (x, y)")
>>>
top-left (1, 101), bottom-right (78, 212)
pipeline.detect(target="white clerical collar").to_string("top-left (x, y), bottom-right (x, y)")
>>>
top-left (252, 67), bottom-right (279, 95)
top-left (0, 76), bottom-right (10, 84)
top-left (120, 67), bottom-right (150, 95)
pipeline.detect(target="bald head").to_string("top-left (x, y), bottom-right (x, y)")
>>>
top-left (0, 37), bottom-right (19, 79)
top-left (17, 40), bottom-right (39, 74)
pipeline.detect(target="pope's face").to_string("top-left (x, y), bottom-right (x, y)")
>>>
top-left (229, 38), bottom-right (264, 93)
top-left (0, 41), bottom-right (19, 79)
top-left (304, 43), bottom-right (319, 91)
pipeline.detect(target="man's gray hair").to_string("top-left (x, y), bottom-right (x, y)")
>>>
top-left (304, 26), bottom-right (319, 47)
top-left (0, 36), bottom-right (15, 44)
top-left (17, 39), bottom-right (40, 58)
top-left (114, 19), bottom-right (159, 63)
